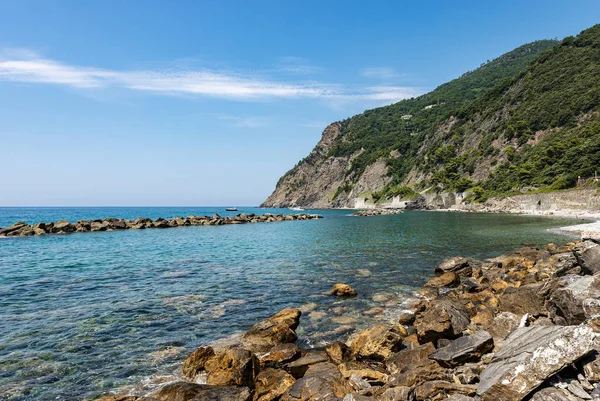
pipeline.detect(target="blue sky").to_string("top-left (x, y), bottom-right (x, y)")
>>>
top-left (1, 1), bottom-right (599, 206)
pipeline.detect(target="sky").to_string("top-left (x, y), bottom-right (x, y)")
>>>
top-left (1, 1), bottom-right (599, 206)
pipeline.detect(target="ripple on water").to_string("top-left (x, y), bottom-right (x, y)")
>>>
top-left (0, 208), bottom-right (581, 400)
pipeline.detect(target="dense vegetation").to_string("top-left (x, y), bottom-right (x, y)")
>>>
top-left (274, 24), bottom-right (600, 205)
top-left (327, 39), bottom-right (558, 198)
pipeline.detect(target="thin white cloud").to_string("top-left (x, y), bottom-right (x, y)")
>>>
top-left (361, 67), bottom-right (403, 80)
top-left (0, 50), bottom-right (420, 104)
top-left (276, 56), bottom-right (322, 75)
top-left (215, 114), bottom-right (270, 128)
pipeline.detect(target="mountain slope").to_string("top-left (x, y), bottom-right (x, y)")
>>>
top-left (263, 25), bottom-right (600, 208)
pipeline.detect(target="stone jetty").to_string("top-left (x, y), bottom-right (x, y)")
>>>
top-left (97, 237), bottom-right (600, 401)
top-left (0, 213), bottom-right (323, 237)
top-left (352, 209), bottom-right (404, 217)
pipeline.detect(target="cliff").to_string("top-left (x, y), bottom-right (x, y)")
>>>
top-left (262, 25), bottom-right (600, 209)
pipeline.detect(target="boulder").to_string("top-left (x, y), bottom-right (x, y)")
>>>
top-left (385, 342), bottom-right (435, 375)
top-left (330, 284), bottom-right (358, 297)
top-left (53, 220), bottom-right (75, 233)
top-left (182, 346), bottom-right (215, 379)
top-left (573, 240), bottom-right (600, 274)
top-left (413, 380), bottom-right (477, 400)
top-left (425, 272), bottom-right (460, 288)
top-left (349, 325), bottom-right (403, 361)
top-left (325, 341), bottom-right (351, 365)
top-left (260, 343), bottom-right (300, 367)
top-left (204, 347), bottom-right (259, 387)
top-left (254, 368), bottom-right (296, 401)
top-left (435, 257), bottom-right (479, 278)
top-left (497, 283), bottom-right (548, 317)
top-left (388, 359), bottom-right (449, 389)
top-left (242, 308), bottom-right (301, 353)
top-left (397, 311), bottom-right (415, 326)
top-left (0, 222), bottom-right (29, 236)
top-left (485, 312), bottom-right (521, 349)
top-left (477, 325), bottom-right (598, 401)
top-left (582, 352), bottom-right (600, 382)
top-left (428, 331), bottom-right (493, 367)
top-left (342, 395), bottom-right (375, 401)
top-left (152, 382), bottom-right (204, 401)
top-left (547, 275), bottom-right (599, 325)
top-left (530, 387), bottom-right (584, 401)
top-left (95, 396), bottom-right (157, 401)
top-left (414, 298), bottom-right (470, 343)
top-left (193, 386), bottom-right (251, 401)
top-left (338, 361), bottom-right (388, 384)
top-left (377, 386), bottom-right (412, 401)
top-left (283, 362), bottom-right (352, 401)
top-left (286, 351), bottom-right (329, 378)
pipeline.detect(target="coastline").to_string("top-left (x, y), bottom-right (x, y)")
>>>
top-left (98, 235), bottom-right (600, 401)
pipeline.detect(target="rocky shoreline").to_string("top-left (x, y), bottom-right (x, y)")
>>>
top-left (0, 213), bottom-right (323, 237)
top-left (352, 209), bottom-right (404, 217)
top-left (96, 234), bottom-right (600, 401)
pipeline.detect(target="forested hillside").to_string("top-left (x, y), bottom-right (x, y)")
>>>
top-left (263, 25), bottom-right (600, 208)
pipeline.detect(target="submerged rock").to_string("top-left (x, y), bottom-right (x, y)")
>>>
top-left (330, 284), bottom-right (358, 297)
top-left (477, 325), bottom-right (598, 401)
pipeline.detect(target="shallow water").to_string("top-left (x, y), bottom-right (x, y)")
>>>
top-left (0, 207), bottom-right (583, 400)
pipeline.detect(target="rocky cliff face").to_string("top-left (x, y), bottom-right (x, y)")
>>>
top-left (263, 26), bottom-right (600, 209)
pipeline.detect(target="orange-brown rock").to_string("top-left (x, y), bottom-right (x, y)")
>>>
top-left (330, 283), bottom-right (358, 297)
top-left (260, 343), bottom-right (300, 367)
top-left (254, 368), bottom-right (296, 401)
top-left (414, 298), bottom-right (470, 344)
top-left (425, 272), bottom-right (461, 288)
top-left (349, 325), bottom-right (403, 361)
top-left (182, 346), bottom-right (215, 379)
top-left (242, 308), bottom-right (301, 353)
top-left (204, 347), bottom-right (259, 387)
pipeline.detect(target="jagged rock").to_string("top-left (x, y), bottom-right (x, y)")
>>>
top-left (413, 380), bottom-right (477, 400)
top-left (192, 386), bottom-right (251, 401)
top-left (414, 298), bottom-right (470, 343)
top-left (254, 368), bottom-right (296, 401)
top-left (477, 325), bottom-right (598, 401)
top-left (260, 343), bottom-right (301, 367)
top-left (582, 352), bottom-right (600, 382)
top-left (330, 284), bottom-right (358, 297)
top-left (342, 394), bottom-right (375, 401)
top-left (349, 325), bottom-right (403, 361)
top-left (286, 351), bottom-right (329, 378)
top-left (338, 362), bottom-right (388, 384)
top-left (282, 367), bottom-right (352, 401)
top-left (388, 359), bottom-right (449, 389)
top-left (377, 386), bottom-right (411, 401)
top-left (151, 382), bottom-right (205, 401)
top-left (485, 312), bottom-right (521, 350)
top-left (547, 275), bottom-right (598, 325)
top-left (326, 341), bottom-right (351, 365)
top-left (397, 311), bottom-right (415, 326)
top-left (530, 387), bottom-right (583, 401)
top-left (573, 241), bottom-right (600, 274)
top-left (425, 272), bottom-right (460, 288)
top-left (182, 346), bottom-right (215, 379)
top-left (429, 331), bottom-right (493, 367)
top-left (204, 347), bottom-right (259, 387)
top-left (435, 257), bottom-right (479, 278)
top-left (95, 396), bottom-right (158, 401)
top-left (444, 396), bottom-right (476, 401)
top-left (497, 283), bottom-right (549, 317)
top-left (242, 308), bottom-right (301, 353)
top-left (385, 342), bottom-right (435, 375)
top-left (53, 220), bottom-right (75, 233)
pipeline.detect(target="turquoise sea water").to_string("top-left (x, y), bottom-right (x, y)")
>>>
top-left (0, 207), bottom-right (584, 400)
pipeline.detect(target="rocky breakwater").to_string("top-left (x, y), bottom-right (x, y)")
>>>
top-left (352, 209), bottom-right (404, 217)
top-left (97, 237), bottom-right (600, 401)
top-left (0, 213), bottom-right (323, 237)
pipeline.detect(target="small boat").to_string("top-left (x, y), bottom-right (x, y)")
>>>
top-left (225, 207), bottom-right (238, 211)
top-left (290, 206), bottom-right (304, 211)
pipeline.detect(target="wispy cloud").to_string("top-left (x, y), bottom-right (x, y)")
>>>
top-left (214, 114), bottom-right (270, 128)
top-left (361, 67), bottom-right (404, 80)
top-left (0, 49), bottom-right (420, 105)
top-left (276, 56), bottom-right (322, 75)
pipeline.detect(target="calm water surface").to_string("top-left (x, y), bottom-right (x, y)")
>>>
top-left (0, 207), bottom-right (583, 400)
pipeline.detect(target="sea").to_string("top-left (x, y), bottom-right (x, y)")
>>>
top-left (0, 206), bottom-right (585, 400)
